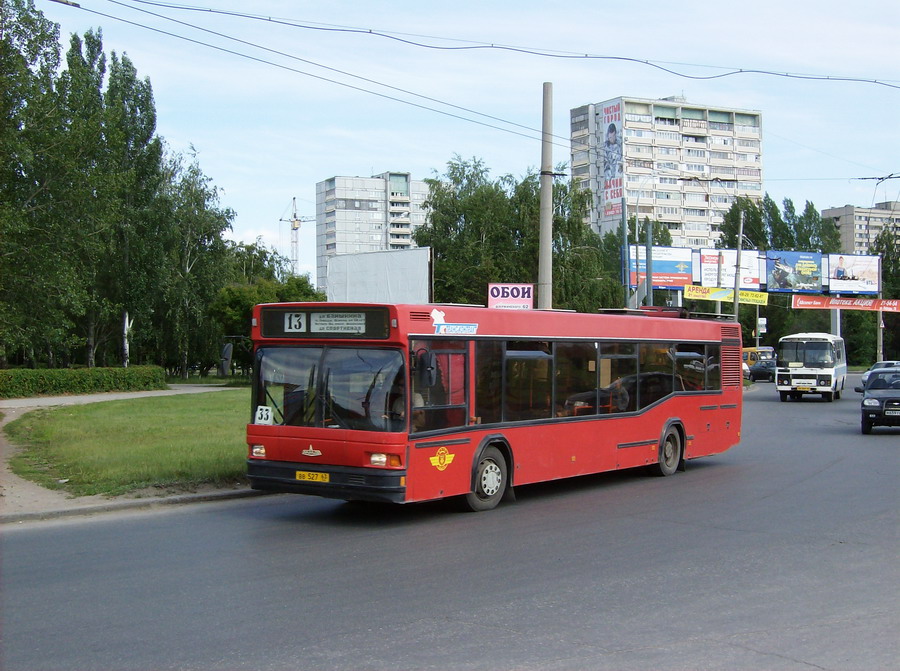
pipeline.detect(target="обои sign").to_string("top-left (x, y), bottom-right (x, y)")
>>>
top-left (488, 283), bottom-right (534, 310)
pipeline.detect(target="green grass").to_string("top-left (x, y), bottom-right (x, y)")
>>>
top-left (6, 389), bottom-right (251, 497)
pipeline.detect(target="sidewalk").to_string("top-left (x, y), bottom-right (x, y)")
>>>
top-left (0, 385), bottom-right (260, 525)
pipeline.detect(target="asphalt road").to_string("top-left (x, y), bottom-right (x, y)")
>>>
top-left (1, 377), bottom-right (897, 671)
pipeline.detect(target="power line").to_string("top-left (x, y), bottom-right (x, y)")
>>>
top-left (100, 0), bottom-right (576, 148)
top-left (49, 1), bottom-right (900, 186)
top-left (67, 1), bottom-right (575, 152)
top-left (124, 0), bottom-right (900, 90)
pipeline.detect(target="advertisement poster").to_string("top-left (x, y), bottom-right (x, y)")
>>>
top-left (792, 295), bottom-right (899, 313)
top-left (487, 283), bottom-right (534, 310)
top-left (600, 99), bottom-right (623, 218)
top-left (685, 285), bottom-right (769, 306)
top-left (826, 254), bottom-right (880, 295)
top-left (699, 249), bottom-right (761, 290)
top-left (765, 251), bottom-right (822, 293)
top-left (628, 245), bottom-right (693, 289)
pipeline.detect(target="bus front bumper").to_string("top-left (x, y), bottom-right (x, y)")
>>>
top-left (247, 459), bottom-right (406, 504)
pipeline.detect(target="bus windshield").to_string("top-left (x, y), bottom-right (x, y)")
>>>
top-left (254, 346), bottom-right (406, 431)
top-left (778, 341), bottom-right (835, 368)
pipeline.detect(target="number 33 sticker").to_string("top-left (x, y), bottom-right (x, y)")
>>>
top-left (254, 406), bottom-right (273, 425)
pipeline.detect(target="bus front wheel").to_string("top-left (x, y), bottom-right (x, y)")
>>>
top-left (651, 428), bottom-right (682, 477)
top-left (463, 446), bottom-right (507, 512)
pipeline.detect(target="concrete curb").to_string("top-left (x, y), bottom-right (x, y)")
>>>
top-left (1, 488), bottom-right (268, 525)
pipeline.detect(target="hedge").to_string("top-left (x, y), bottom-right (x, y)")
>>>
top-left (0, 366), bottom-right (167, 399)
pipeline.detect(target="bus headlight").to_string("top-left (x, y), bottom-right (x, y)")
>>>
top-left (369, 453), bottom-right (401, 467)
top-left (251, 444), bottom-right (266, 458)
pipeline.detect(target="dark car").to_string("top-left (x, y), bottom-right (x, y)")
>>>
top-left (563, 372), bottom-right (685, 416)
top-left (748, 359), bottom-right (776, 382)
top-left (854, 368), bottom-right (900, 434)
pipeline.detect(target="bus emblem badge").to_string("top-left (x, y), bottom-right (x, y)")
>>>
top-left (429, 447), bottom-right (455, 471)
top-left (302, 445), bottom-right (322, 457)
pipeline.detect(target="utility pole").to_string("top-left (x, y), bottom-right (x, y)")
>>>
top-left (733, 209), bottom-right (743, 322)
top-left (621, 197), bottom-right (629, 308)
top-left (537, 82), bottom-right (553, 310)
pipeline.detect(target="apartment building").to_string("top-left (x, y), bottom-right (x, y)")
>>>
top-left (316, 171), bottom-right (429, 289)
top-left (821, 201), bottom-right (900, 255)
top-left (570, 96), bottom-right (763, 248)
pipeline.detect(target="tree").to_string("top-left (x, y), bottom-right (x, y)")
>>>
top-left (160, 152), bottom-right (234, 378)
top-left (552, 179), bottom-right (620, 311)
top-left (718, 197), bottom-right (762, 250)
top-left (870, 222), bottom-right (899, 358)
top-left (762, 193), bottom-right (793, 250)
top-left (0, 0), bottom-right (71, 366)
top-left (416, 156), bottom-right (538, 305)
top-left (102, 50), bottom-right (165, 367)
top-left (226, 238), bottom-right (292, 284)
top-left (416, 156), bottom-right (621, 310)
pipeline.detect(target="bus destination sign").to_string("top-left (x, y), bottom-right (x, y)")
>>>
top-left (261, 307), bottom-right (390, 339)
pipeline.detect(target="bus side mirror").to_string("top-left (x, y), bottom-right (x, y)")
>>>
top-left (416, 350), bottom-right (437, 388)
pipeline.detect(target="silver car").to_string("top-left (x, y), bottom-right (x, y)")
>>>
top-left (861, 361), bottom-right (900, 386)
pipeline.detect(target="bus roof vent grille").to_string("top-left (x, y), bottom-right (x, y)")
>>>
top-left (410, 311), bottom-right (432, 321)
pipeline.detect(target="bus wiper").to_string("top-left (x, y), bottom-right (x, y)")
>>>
top-left (264, 386), bottom-right (285, 424)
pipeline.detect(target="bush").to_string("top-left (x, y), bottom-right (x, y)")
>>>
top-left (0, 366), bottom-right (167, 398)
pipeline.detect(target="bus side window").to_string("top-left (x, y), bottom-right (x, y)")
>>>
top-left (410, 346), bottom-right (468, 433)
top-left (705, 346), bottom-right (722, 391)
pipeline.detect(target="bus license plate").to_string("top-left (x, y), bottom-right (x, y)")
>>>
top-left (296, 471), bottom-right (329, 483)
top-left (796, 387), bottom-right (812, 391)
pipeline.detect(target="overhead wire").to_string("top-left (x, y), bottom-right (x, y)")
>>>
top-left (53, 0), bottom-right (897, 185)
top-left (124, 0), bottom-right (900, 90)
top-left (74, 1), bottom-right (576, 152)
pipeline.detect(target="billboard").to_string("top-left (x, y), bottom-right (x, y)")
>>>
top-left (326, 248), bottom-right (431, 303)
top-left (793, 295), bottom-right (899, 313)
top-left (764, 251), bottom-right (822, 293)
top-left (628, 245), bottom-right (693, 289)
top-left (599, 99), bottom-right (623, 219)
top-left (699, 249), bottom-right (761, 290)
top-left (826, 254), bottom-right (880, 295)
top-left (684, 285), bottom-right (769, 306)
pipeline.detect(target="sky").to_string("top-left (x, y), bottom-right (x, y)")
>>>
top-left (37, 0), bottom-right (900, 280)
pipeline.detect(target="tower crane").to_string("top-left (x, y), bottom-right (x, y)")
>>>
top-left (280, 197), bottom-right (314, 276)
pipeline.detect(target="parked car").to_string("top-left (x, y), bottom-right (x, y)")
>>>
top-left (742, 361), bottom-right (751, 379)
top-left (854, 368), bottom-right (900, 434)
top-left (748, 359), bottom-right (776, 382)
top-left (861, 360), bottom-right (900, 386)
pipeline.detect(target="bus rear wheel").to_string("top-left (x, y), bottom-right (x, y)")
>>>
top-left (463, 446), bottom-right (507, 512)
top-left (651, 428), bottom-right (682, 477)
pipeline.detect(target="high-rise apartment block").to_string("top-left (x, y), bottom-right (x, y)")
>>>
top-left (821, 201), bottom-right (900, 255)
top-left (316, 172), bottom-right (429, 289)
top-left (570, 96), bottom-right (763, 247)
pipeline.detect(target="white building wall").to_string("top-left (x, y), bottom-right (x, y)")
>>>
top-left (316, 172), bottom-right (429, 290)
top-left (822, 201), bottom-right (900, 255)
top-left (571, 96), bottom-right (763, 249)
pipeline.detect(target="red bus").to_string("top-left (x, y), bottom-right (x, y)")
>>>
top-left (246, 303), bottom-right (742, 511)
